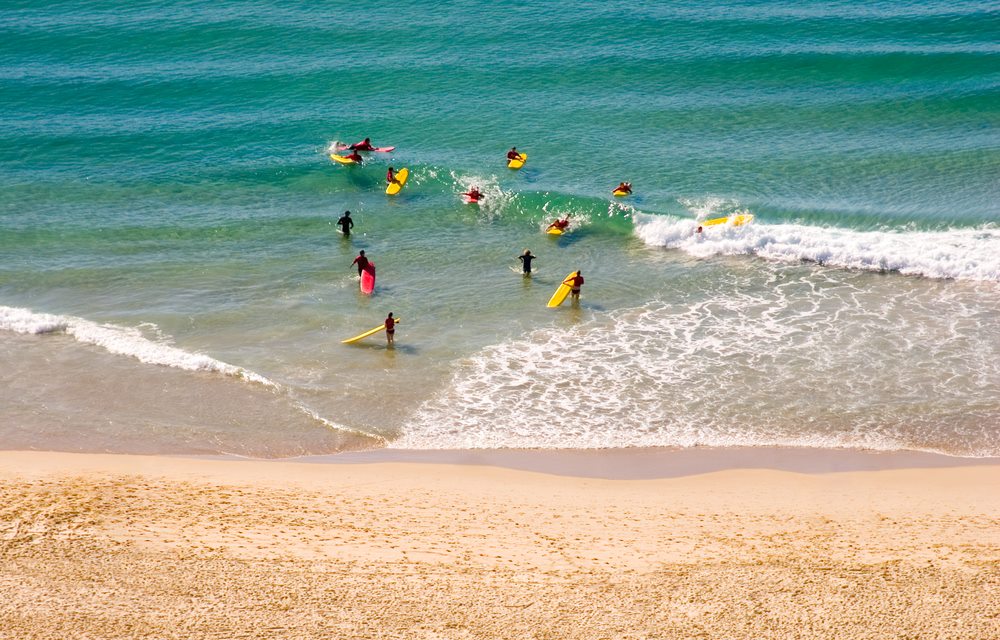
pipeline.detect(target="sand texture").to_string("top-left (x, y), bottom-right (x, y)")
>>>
top-left (0, 451), bottom-right (998, 639)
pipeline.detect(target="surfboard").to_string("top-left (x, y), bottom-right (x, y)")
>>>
top-left (386, 168), bottom-right (409, 195)
top-left (613, 189), bottom-right (630, 197)
top-left (461, 194), bottom-right (481, 204)
top-left (341, 318), bottom-right (401, 344)
top-left (507, 153), bottom-right (527, 170)
top-left (331, 154), bottom-right (359, 165)
top-left (360, 262), bottom-right (375, 294)
top-left (547, 272), bottom-right (577, 308)
top-left (702, 213), bottom-right (755, 227)
top-left (546, 227), bottom-right (565, 236)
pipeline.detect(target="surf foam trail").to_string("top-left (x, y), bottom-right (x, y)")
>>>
top-left (0, 305), bottom-right (277, 387)
top-left (396, 284), bottom-right (1000, 456)
top-left (633, 213), bottom-right (1000, 282)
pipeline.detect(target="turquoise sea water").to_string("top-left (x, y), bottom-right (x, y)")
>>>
top-left (2, 0), bottom-right (998, 457)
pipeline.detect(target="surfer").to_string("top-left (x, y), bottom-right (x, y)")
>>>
top-left (351, 250), bottom-right (370, 277)
top-left (343, 149), bottom-right (363, 164)
top-left (384, 312), bottom-right (396, 346)
top-left (506, 147), bottom-right (523, 162)
top-left (349, 137), bottom-right (375, 151)
top-left (337, 211), bottom-right (354, 237)
top-left (386, 166), bottom-right (398, 186)
top-left (463, 186), bottom-right (483, 202)
top-left (546, 217), bottom-right (570, 232)
top-left (566, 270), bottom-right (584, 300)
top-left (614, 181), bottom-right (632, 194)
top-left (518, 249), bottom-right (536, 275)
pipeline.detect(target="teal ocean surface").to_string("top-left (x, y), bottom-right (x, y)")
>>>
top-left (2, 0), bottom-right (998, 457)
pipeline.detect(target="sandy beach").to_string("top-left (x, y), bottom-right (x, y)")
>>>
top-left (1, 450), bottom-right (998, 639)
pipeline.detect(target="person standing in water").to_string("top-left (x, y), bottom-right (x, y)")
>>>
top-left (567, 270), bottom-right (584, 300)
top-left (384, 312), bottom-right (396, 346)
top-left (518, 249), bottom-right (536, 275)
top-left (337, 210), bottom-right (354, 237)
top-left (351, 250), bottom-right (370, 277)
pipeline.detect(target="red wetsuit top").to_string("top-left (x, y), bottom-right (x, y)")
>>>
top-left (552, 219), bottom-right (569, 230)
top-left (352, 255), bottom-right (369, 270)
top-left (569, 274), bottom-right (584, 290)
top-left (345, 151), bottom-right (363, 162)
top-left (351, 140), bottom-right (374, 151)
top-left (507, 150), bottom-right (521, 160)
top-left (386, 169), bottom-right (395, 183)
top-left (385, 317), bottom-right (395, 332)
top-left (617, 184), bottom-right (632, 193)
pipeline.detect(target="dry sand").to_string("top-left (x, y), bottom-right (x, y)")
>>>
top-left (0, 450), bottom-right (997, 639)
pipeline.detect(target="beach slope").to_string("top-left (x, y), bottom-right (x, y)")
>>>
top-left (0, 451), bottom-right (997, 639)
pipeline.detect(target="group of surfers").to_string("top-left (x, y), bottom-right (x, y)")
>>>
top-left (336, 138), bottom-right (608, 343)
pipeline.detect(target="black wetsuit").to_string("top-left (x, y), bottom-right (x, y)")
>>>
top-left (337, 215), bottom-right (354, 236)
top-left (518, 254), bottom-right (535, 274)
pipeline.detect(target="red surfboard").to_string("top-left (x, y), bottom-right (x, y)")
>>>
top-left (360, 262), bottom-right (376, 295)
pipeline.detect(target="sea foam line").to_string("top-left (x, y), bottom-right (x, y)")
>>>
top-left (632, 213), bottom-right (1000, 282)
top-left (0, 305), bottom-right (277, 387)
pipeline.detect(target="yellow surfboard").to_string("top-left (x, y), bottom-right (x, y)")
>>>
top-left (613, 189), bottom-right (630, 197)
top-left (386, 168), bottom-right (409, 195)
top-left (331, 154), bottom-right (359, 165)
top-left (702, 213), bottom-right (754, 227)
top-left (547, 272), bottom-right (577, 308)
top-left (507, 153), bottom-right (527, 170)
top-left (546, 227), bottom-right (564, 236)
top-left (341, 318), bottom-right (401, 344)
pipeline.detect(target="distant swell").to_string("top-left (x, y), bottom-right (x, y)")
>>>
top-left (632, 213), bottom-right (1000, 282)
top-left (0, 305), bottom-right (277, 387)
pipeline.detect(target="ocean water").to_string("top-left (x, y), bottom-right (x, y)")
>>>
top-left (2, 0), bottom-right (998, 458)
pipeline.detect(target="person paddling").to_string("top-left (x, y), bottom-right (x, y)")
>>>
top-left (546, 217), bottom-right (570, 232)
top-left (506, 147), bottom-right (524, 162)
top-left (337, 210), bottom-right (354, 237)
top-left (343, 149), bottom-right (363, 164)
top-left (351, 250), bottom-right (370, 277)
top-left (463, 186), bottom-right (483, 202)
top-left (350, 137), bottom-right (375, 151)
top-left (614, 181), bottom-right (632, 194)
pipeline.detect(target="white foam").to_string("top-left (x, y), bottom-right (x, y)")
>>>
top-left (633, 213), bottom-right (1000, 282)
top-left (395, 286), bottom-right (1000, 455)
top-left (0, 305), bottom-right (278, 387)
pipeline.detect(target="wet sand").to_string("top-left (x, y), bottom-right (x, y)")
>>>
top-left (0, 449), bottom-right (997, 639)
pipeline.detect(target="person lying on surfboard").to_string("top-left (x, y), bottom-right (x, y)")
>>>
top-left (463, 187), bottom-right (483, 201)
top-left (546, 217), bottom-right (570, 232)
top-left (343, 149), bottom-right (363, 164)
top-left (349, 137), bottom-right (375, 151)
top-left (506, 147), bottom-right (524, 162)
top-left (613, 181), bottom-right (632, 194)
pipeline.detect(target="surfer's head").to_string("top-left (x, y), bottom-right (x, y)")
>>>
top-left (359, 250), bottom-right (365, 256)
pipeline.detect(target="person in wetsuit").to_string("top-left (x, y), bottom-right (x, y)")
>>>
top-left (337, 211), bottom-right (354, 237)
top-left (518, 249), bottom-right (536, 274)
